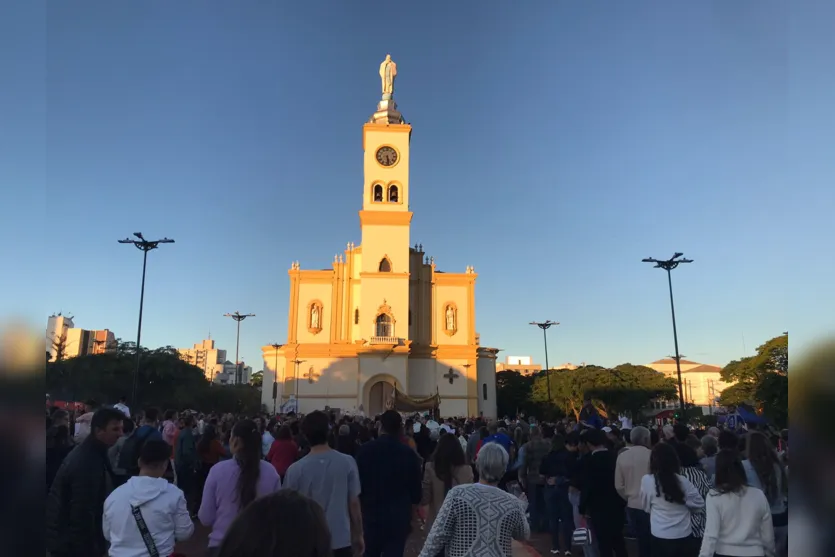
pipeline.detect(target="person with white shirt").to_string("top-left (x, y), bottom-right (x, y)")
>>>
top-left (615, 426), bottom-right (652, 557)
top-left (640, 442), bottom-right (704, 557)
top-left (699, 449), bottom-right (775, 557)
top-left (103, 439), bottom-right (194, 556)
top-left (261, 419), bottom-right (275, 459)
top-left (113, 396), bottom-right (131, 419)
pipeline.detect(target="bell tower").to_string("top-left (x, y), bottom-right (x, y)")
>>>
top-left (358, 54), bottom-right (412, 341)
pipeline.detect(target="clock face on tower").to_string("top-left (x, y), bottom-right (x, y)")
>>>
top-left (375, 146), bottom-right (398, 167)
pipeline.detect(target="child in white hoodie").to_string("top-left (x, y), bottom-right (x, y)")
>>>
top-left (103, 439), bottom-right (194, 556)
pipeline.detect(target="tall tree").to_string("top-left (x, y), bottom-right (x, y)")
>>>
top-left (720, 333), bottom-right (788, 426)
top-left (45, 342), bottom-right (261, 413)
top-left (50, 332), bottom-right (68, 362)
top-left (495, 370), bottom-right (534, 418)
top-left (532, 364), bottom-right (677, 420)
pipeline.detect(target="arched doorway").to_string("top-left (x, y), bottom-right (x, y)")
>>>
top-left (368, 380), bottom-right (395, 416)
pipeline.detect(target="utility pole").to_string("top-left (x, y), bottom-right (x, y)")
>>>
top-left (642, 252), bottom-right (693, 417)
top-left (529, 320), bottom-right (559, 402)
top-left (270, 342), bottom-right (282, 414)
top-left (119, 232), bottom-right (174, 404)
top-left (223, 312), bottom-right (255, 385)
top-left (291, 358), bottom-right (306, 408)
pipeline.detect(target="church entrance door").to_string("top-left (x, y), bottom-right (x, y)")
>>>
top-left (368, 380), bottom-right (395, 416)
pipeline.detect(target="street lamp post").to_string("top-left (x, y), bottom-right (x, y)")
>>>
top-left (270, 343), bottom-right (282, 414)
top-left (118, 232), bottom-right (174, 404)
top-left (223, 312), bottom-right (255, 385)
top-left (529, 320), bottom-right (559, 402)
top-left (290, 359), bottom-right (306, 410)
top-left (642, 252), bottom-right (693, 417)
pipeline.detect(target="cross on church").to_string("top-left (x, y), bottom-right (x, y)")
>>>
top-left (305, 366), bottom-right (319, 384)
top-left (443, 368), bottom-right (459, 384)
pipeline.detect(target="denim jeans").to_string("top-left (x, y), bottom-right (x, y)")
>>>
top-left (545, 484), bottom-right (575, 553)
top-left (527, 482), bottom-right (547, 532)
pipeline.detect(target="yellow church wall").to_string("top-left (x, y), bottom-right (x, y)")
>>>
top-left (358, 354), bottom-right (409, 408)
top-left (407, 358), bottom-right (435, 396)
top-left (359, 276), bottom-right (409, 340)
top-left (408, 252), bottom-right (433, 346)
top-left (349, 281), bottom-right (362, 342)
top-left (294, 357), bottom-right (359, 397)
top-left (360, 224), bottom-right (410, 274)
top-left (434, 282), bottom-right (471, 346)
top-left (296, 282), bottom-right (335, 344)
top-left (362, 124), bottom-right (411, 212)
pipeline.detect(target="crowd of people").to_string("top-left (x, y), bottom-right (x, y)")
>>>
top-left (44, 396), bottom-right (788, 557)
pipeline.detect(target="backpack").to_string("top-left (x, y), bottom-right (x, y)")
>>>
top-left (117, 426), bottom-right (155, 477)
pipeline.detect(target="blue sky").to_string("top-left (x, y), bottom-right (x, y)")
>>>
top-left (2, 1), bottom-right (833, 372)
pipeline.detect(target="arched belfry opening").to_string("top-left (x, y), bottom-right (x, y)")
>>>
top-left (378, 257), bottom-right (392, 272)
top-left (388, 185), bottom-right (399, 203)
top-left (375, 314), bottom-right (393, 337)
top-left (373, 184), bottom-right (384, 202)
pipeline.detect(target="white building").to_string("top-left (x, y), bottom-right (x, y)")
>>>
top-left (177, 338), bottom-right (227, 382)
top-left (215, 362), bottom-right (252, 385)
top-left (46, 314), bottom-right (116, 361)
top-left (46, 314), bottom-right (74, 361)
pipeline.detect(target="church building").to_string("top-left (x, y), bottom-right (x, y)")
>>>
top-left (262, 56), bottom-right (498, 418)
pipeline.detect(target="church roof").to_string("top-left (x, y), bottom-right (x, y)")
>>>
top-left (681, 364), bottom-right (722, 374)
top-left (651, 358), bottom-right (700, 365)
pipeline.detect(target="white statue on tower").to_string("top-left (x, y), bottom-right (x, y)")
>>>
top-left (379, 54), bottom-right (397, 97)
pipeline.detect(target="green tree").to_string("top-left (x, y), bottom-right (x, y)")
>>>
top-left (45, 340), bottom-right (261, 413)
top-left (495, 370), bottom-right (534, 418)
top-left (251, 371), bottom-right (263, 388)
top-left (532, 364), bottom-right (677, 420)
top-left (720, 333), bottom-right (788, 426)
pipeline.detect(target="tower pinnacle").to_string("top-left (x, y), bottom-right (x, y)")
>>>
top-left (369, 54), bottom-right (405, 124)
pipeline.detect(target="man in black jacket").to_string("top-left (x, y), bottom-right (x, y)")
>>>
top-left (356, 410), bottom-right (422, 557)
top-left (46, 407), bottom-right (124, 557)
top-left (578, 427), bottom-right (628, 557)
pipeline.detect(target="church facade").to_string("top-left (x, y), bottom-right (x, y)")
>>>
top-left (261, 57), bottom-right (498, 418)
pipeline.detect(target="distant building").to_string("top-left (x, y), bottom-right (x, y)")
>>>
top-left (46, 314), bottom-right (116, 361)
top-left (214, 362), bottom-right (252, 385)
top-left (46, 314), bottom-right (74, 361)
top-left (89, 329), bottom-right (117, 354)
top-left (177, 338), bottom-right (227, 382)
top-left (495, 357), bottom-right (581, 376)
top-left (496, 356), bottom-right (541, 376)
top-left (645, 358), bottom-right (729, 413)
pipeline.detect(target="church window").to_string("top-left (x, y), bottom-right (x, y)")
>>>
top-left (388, 185), bottom-right (399, 203)
top-left (483, 383), bottom-right (488, 401)
top-left (378, 257), bottom-right (392, 272)
top-left (354, 308), bottom-right (359, 325)
top-left (373, 184), bottom-right (384, 202)
top-left (408, 310), bottom-right (412, 326)
top-left (375, 314), bottom-right (393, 337)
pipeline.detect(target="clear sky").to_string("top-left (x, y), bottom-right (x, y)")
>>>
top-left (3, 1), bottom-right (833, 372)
